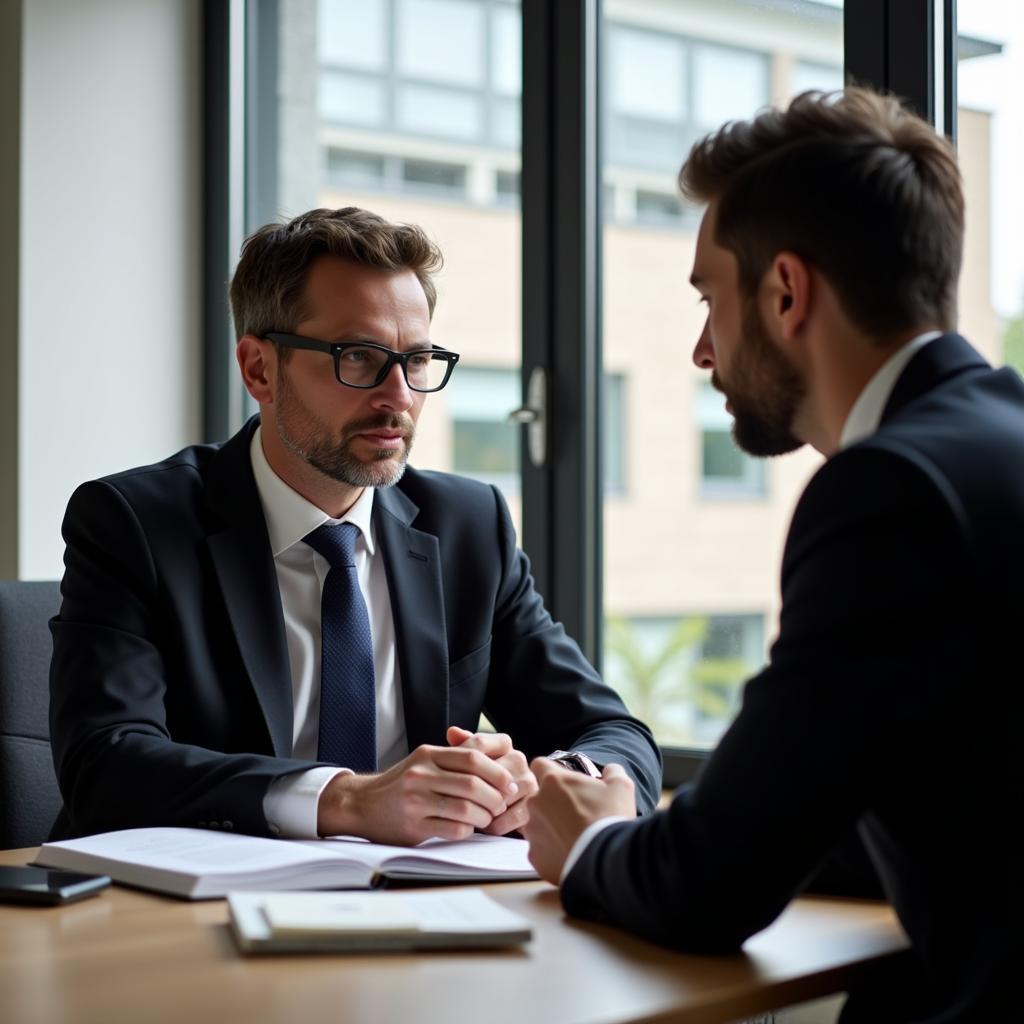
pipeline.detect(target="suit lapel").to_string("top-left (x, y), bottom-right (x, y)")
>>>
top-left (373, 486), bottom-right (449, 751)
top-left (204, 419), bottom-right (294, 758)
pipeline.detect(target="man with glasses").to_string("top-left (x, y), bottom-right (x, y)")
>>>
top-left (48, 206), bottom-right (660, 844)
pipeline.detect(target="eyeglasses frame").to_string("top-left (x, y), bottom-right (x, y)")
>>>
top-left (265, 332), bottom-right (460, 393)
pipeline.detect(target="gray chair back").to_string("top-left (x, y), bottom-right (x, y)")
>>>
top-left (0, 580), bottom-right (63, 849)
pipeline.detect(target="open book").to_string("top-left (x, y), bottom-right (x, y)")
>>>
top-left (228, 888), bottom-right (533, 953)
top-left (34, 827), bottom-right (537, 899)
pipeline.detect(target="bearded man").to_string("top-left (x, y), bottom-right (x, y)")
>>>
top-left (523, 88), bottom-right (1024, 1023)
top-left (48, 206), bottom-right (660, 844)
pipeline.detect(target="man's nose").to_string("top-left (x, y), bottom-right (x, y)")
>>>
top-left (370, 361), bottom-right (414, 411)
top-left (692, 319), bottom-right (714, 370)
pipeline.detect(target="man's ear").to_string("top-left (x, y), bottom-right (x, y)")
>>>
top-left (761, 251), bottom-right (811, 344)
top-left (236, 334), bottom-right (275, 405)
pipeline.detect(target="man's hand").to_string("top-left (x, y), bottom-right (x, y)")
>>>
top-left (316, 742), bottom-right (519, 845)
top-left (446, 726), bottom-right (539, 835)
top-left (521, 757), bottom-right (636, 884)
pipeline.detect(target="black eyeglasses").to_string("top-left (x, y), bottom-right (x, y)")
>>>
top-left (266, 333), bottom-right (460, 393)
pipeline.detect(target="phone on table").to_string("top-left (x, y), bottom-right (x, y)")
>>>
top-left (0, 865), bottom-right (111, 905)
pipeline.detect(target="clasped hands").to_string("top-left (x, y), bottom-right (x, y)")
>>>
top-left (318, 725), bottom-right (637, 884)
top-left (317, 726), bottom-right (538, 844)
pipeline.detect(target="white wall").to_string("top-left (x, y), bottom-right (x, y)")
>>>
top-left (17, 0), bottom-right (201, 578)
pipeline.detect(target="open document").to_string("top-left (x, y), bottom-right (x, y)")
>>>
top-left (34, 827), bottom-right (538, 899)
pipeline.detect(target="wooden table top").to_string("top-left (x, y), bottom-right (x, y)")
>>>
top-left (0, 846), bottom-right (908, 1024)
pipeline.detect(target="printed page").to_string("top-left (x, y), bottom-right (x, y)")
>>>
top-left (298, 833), bottom-right (537, 878)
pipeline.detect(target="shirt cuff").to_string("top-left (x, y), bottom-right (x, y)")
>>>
top-left (263, 767), bottom-right (352, 838)
top-left (559, 815), bottom-right (631, 885)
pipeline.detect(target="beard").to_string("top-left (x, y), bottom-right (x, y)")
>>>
top-left (274, 364), bottom-right (416, 489)
top-left (713, 299), bottom-right (806, 457)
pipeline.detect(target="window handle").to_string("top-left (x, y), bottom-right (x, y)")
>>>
top-left (507, 367), bottom-right (548, 468)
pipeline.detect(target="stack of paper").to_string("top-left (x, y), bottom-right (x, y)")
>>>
top-left (228, 888), bottom-right (534, 953)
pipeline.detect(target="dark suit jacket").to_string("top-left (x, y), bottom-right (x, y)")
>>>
top-left (562, 335), bottom-right (1024, 1023)
top-left (49, 417), bottom-right (660, 840)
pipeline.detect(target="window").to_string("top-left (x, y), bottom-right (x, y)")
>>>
top-left (957, 5), bottom-right (1023, 379)
top-left (691, 42), bottom-right (769, 129)
top-left (604, 614), bottom-right (765, 748)
top-left (400, 157), bottom-right (467, 196)
top-left (449, 366), bottom-right (520, 492)
top-left (325, 150), bottom-right (387, 190)
top-left (601, 2), bottom-right (840, 752)
top-left (316, 0), bottom-right (520, 149)
top-left (450, 367), bottom-right (627, 495)
top-left (605, 23), bottom-right (769, 174)
top-left (697, 381), bottom-right (766, 497)
top-left (634, 189), bottom-right (684, 226)
top-left (225, 0), bottom-right (988, 775)
top-left (792, 60), bottom-right (843, 96)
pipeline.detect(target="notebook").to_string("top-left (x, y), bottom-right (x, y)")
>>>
top-left (34, 827), bottom-right (538, 899)
top-left (228, 888), bottom-right (533, 952)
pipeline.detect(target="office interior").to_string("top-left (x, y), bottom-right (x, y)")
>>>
top-left (0, 2), bottom-right (1018, 1021)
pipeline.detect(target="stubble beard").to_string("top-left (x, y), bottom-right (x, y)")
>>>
top-left (714, 299), bottom-right (806, 458)
top-left (274, 363), bottom-right (416, 489)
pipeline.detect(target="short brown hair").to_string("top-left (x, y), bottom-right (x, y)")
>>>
top-left (679, 87), bottom-right (964, 337)
top-left (229, 206), bottom-right (444, 340)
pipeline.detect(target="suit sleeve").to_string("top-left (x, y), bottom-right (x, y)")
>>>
top-left (49, 479), bottom-right (316, 839)
top-left (560, 445), bottom-right (973, 950)
top-left (480, 486), bottom-right (663, 815)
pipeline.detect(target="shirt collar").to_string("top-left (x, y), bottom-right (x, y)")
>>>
top-left (249, 426), bottom-right (376, 557)
top-left (839, 331), bottom-right (943, 450)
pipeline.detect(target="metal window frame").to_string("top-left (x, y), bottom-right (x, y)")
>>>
top-left (845, 0), bottom-right (957, 141)
top-left (521, 0), bottom-right (604, 666)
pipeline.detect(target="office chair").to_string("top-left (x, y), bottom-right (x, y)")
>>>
top-left (0, 580), bottom-right (63, 849)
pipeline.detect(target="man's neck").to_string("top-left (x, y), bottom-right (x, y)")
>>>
top-left (800, 324), bottom-right (942, 456)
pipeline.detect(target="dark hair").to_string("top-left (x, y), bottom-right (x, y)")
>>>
top-left (229, 206), bottom-right (443, 341)
top-left (679, 87), bottom-right (964, 337)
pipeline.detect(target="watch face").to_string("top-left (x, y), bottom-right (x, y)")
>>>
top-left (554, 752), bottom-right (601, 778)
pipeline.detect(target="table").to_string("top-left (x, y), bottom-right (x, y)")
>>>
top-left (0, 847), bottom-right (908, 1024)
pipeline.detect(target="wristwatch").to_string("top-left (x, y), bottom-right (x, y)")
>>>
top-left (548, 749), bottom-right (602, 778)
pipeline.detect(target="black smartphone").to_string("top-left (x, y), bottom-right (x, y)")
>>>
top-left (0, 865), bottom-right (111, 906)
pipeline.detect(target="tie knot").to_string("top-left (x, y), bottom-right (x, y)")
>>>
top-left (303, 522), bottom-right (360, 568)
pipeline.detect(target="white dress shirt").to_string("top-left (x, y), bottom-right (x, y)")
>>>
top-left (559, 330), bottom-right (943, 884)
top-left (250, 428), bottom-right (408, 837)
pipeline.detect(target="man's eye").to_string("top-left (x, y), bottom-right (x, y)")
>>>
top-left (408, 353), bottom-right (431, 368)
top-left (341, 349), bottom-right (370, 363)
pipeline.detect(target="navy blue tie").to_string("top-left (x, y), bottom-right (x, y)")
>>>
top-left (304, 522), bottom-right (377, 772)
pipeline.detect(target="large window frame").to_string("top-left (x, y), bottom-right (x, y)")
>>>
top-left (203, 0), bottom-right (961, 787)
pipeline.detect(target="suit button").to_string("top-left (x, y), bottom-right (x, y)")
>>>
top-left (222, 821), bottom-right (233, 831)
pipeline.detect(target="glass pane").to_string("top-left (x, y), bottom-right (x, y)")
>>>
top-left (448, 367), bottom-right (519, 491)
top-left (692, 42), bottom-right (769, 128)
top-left (492, 4), bottom-right (522, 96)
top-left (396, 84), bottom-right (483, 140)
top-left (610, 27), bottom-right (687, 122)
top-left (396, 0), bottom-right (485, 86)
top-left (320, 71), bottom-right (387, 127)
top-left (601, 0), bottom-right (844, 750)
top-left (318, 0), bottom-right (387, 70)
top-left (957, 6), bottom-right (1024, 380)
top-left (270, 0), bottom-right (523, 533)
